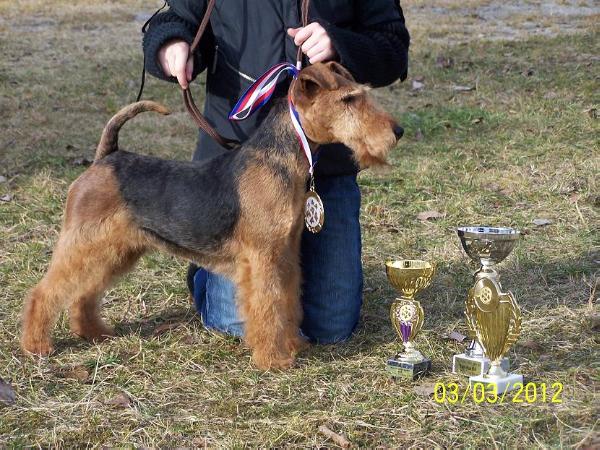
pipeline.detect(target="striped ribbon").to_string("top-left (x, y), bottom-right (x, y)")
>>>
top-left (229, 63), bottom-right (314, 175)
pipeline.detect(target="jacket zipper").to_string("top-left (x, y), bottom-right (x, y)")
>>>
top-left (211, 44), bottom-right (219, 74)
top-left (211, 45), bottom-right (257, 83)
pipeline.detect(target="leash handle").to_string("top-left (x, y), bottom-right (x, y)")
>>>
top-left (182, 0), bottom-right (239, 149)
top-left (296, 0), bottom-right (310, 68)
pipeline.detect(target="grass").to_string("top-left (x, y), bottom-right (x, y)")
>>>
top-left (1, 0), bottom-right (599, 447)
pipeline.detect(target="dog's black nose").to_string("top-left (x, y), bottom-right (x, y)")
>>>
top-left (393, 124), bottom-right (404, 140)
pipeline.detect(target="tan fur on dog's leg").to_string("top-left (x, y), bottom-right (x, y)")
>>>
top-left (236, 249), bottom-right (298, 370)
top-left (22, 164), bottom-right (147, 354)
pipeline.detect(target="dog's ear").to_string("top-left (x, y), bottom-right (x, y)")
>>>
top-left (324, 61), bottom-right (355, 82)
top-left (293, 63), bottom-right (339, 101)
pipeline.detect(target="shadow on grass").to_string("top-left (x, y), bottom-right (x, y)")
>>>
top-left (47, 252), bottom-right (595, 370)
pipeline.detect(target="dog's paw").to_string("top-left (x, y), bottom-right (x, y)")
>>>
top-left (252, 350), bottom-right (295, 371)
top-left (287, 334), bottom-right (309, 355)
top-left (21, 338), bottom-right (54, 356)
top-left (73, 322), bottom-right (115, 343)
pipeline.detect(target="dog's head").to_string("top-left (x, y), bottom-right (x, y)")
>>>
top-left (290, 61), bottom-right (403, 168)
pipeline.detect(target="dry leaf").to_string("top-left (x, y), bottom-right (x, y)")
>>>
top-left (413, 382), bottom-right (436, 397)
top-left (447, 330), bottom-right (467, 343)
top-left (0, 194), bottom-right (13, 202)
top-left (415, 128), bottom-right (424, 141)
top-left (412, 80), bottom-right (424, 91)
top-left (520, 339), bottom-right (543, 352)
top-left (435, 55), bottom-right (454, 69)
top-left (453, 85), bottom-right (475, 92)
top-left (532, 218), bottom-right (553, 226)
top-left (59, 365), bottom-right (90, 382)
top-left (182, 334), bottom-right (196, 345)
top-left (318, 425), bottom-right (351, 449)
top-left (417, 210), bottom-right (445, 221)
top-left (153, 322), bottom-right (182, 335)
top-left (568, 193), bottom-right (581, 203)
top-left (580, 432), bottom-right (600, 450)
top-left (543, 91), bottom-right (558, 99)
top-left (588, 315), bottom-right (600, 332)
top-left (106, 392), bottom-right (132, 408)
top-left (0, 378), bottom-right (16, 405)
top-left (471, 117), bottom-right (484, 124)
top-left (584, 108), bottom-right (597, 119)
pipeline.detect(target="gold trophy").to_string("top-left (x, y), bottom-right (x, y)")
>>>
top-left (386, 260), bottom-right (434, 380)
top-left (453, 226), bottom-right (523, 393)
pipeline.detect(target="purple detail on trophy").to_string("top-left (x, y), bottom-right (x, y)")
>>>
top-left (401, 322), bottom-right (411, 343)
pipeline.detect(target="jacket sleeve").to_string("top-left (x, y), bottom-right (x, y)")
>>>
top-left (142, 0), bottom-right (213, 82)
top-left (317, 1), bottom-right (410, 88)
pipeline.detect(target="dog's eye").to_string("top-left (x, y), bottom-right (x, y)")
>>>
top-left (341, 94), bottom-right (359, 105)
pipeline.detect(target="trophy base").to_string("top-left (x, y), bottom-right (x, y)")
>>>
top-left (452, 354), bottom-right (509, 377)
top-left (386, 357), bottom-right (431, 380)
top-left (469, 373), bottom-right (523, 394)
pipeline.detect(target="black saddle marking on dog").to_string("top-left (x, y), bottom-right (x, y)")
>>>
top-left (102, 150), bottom-right (246, 252)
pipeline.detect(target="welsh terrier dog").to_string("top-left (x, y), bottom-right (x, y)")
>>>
top-left (21, 61), bottom-right (403, 369)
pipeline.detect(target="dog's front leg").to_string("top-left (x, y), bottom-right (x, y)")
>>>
top-left (235, 248), bottom-right (303, 370)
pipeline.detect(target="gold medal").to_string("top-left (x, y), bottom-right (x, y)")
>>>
top-left (304, 177), bottom-right (324, 233)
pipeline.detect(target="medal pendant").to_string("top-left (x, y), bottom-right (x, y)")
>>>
top-left (304, 181), bottom-right (324, 233)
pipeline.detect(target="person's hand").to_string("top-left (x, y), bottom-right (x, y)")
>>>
top-left (287, 22), bottom-right (338, 64)
top-left (158, 39), bottom-right (194, 89)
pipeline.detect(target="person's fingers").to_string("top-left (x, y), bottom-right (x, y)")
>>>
top-left (159, 46), bottom-right (170, 76)
top-left (287, 27), bottom-right (300, 38)
top-left (306, 40), bottom-right (327, 59)
top-left (301, 29), bottom-right (324, 54)
top-left (185, 55), bottom-right (194, 82)
top-left (164, 55), bottom-right (173, 78)
top-left (291, 24), bottom-right (316, 46)
top-left (309, 48), bottom-right (335, 64)
top-left (174, 49), bottom-right (188, 89)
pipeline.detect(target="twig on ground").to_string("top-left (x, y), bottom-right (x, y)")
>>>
top-left (319, 425), bottom-right (351, 448)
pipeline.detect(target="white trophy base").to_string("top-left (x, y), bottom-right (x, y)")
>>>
top-left (469, 373), bottom-right (523, 394)
top-left (452, 353), bottom-right (509, 377)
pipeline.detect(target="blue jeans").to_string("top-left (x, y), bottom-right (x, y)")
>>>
top-left (193, 174), bottom-right (363, 344)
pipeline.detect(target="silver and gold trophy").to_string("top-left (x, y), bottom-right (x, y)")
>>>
top-left (452, 226), bottom-right (523, 393)
top-left (386, 260), bottom-right (434, 380)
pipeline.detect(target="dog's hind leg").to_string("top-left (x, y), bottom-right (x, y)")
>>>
top-left (21, 209), bottom-right (146, 355)
top-left (67, 245), bottom-right (145, 343)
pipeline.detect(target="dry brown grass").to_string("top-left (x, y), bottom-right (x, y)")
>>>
top-left (0, 0), bottom-right (598, 447)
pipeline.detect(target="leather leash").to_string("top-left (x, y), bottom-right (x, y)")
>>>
top-left (141, 0), bottom-right (311, 150)
top-left (182, 0), bottom-right (239, 149)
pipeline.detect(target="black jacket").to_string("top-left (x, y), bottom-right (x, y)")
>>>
top-left (143, 0), bottom-right (410, 176)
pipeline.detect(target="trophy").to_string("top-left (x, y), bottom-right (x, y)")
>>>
top-left (452, 226), bottom-right (523, 393)
top-left (386, 260), bottom-right (434, 380)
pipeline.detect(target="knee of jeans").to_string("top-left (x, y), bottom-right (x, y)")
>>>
top-left (300, 314), bottom-right (359, 345)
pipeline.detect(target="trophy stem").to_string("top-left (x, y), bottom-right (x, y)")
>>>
top-left (465, 339), bottom-right (485, 358)
top-left (398, 340), bottom-right (424, 363)
top-left (474, 264), bottom-right (499, 282)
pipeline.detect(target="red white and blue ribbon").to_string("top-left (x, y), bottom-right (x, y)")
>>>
top-left (229, 62), bottom-right (315, 175)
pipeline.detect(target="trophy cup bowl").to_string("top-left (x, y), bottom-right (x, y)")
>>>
top-left (385, 260), bottom-right (434, 380)
top-left (457, 226), bottom-right (520, 269)
top-left (386, 260), bottom-right (435, 297)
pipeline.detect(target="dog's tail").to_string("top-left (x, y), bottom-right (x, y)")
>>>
top-left (95, 101), bottom-right (170, 161)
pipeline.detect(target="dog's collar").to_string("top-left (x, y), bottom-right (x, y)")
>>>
top-left (229, 63), bottom-right (315, 176)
